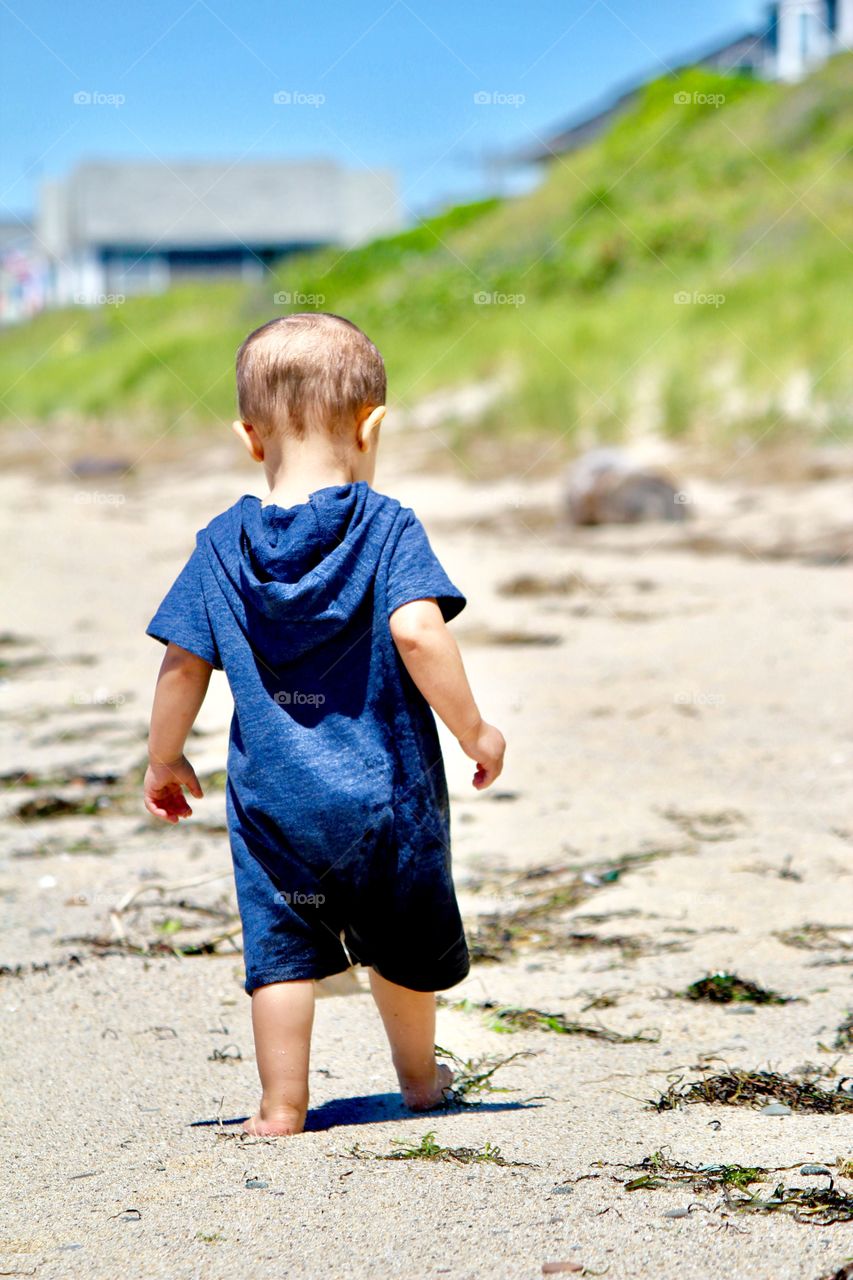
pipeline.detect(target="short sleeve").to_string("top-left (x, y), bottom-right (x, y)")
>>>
top-left (386, 510), bottom-right (466, 623)
top-left (146, 543), bottom-right (222, 669)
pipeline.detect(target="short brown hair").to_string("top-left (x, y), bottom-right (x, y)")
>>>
top-left (235, 313), bottom-right (386, 439)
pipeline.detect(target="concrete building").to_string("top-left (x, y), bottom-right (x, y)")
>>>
top-left (37, 158), bottom-right (400, 307)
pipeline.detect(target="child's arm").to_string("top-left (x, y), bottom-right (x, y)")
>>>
top-left (389, 598), bottom-right (505, 790)
top-left (144, 642), bottom-right (212, 823)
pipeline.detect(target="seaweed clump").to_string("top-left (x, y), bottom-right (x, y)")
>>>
top-left (679, 971), bottom-right (794, 1005)
top-left (434, 1044), bottom-right (538, 1107)
top-left (832, 1011), bottom-right (853, 1049)
top-left (602, 1149), bottom-right (768, 1193)
top-left (439, 997), bottom-right (659, 1043)
top-left (604, 1151), bottom-right (853, 1225)
top-left (348, 1130), bottom-right (535, 1167)
top-left (650, 1068), bottom-right (853, 1115)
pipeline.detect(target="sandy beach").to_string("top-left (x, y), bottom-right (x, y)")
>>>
top-left (1, 436), bottom-right (852, 1280)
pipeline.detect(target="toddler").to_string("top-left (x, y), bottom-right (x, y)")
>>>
top-left (144, 313), bottom-right (505, 1135)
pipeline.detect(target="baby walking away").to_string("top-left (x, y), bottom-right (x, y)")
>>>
top-left (143, 312), bottom-right (506, 1134)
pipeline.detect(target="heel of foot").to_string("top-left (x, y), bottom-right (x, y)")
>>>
top-left (401, 1062), bottom-right (454, 1112)
top-left (241, 1107), bottom-right (306, 1137)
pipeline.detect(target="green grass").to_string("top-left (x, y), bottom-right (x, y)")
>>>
top-left (2, 57), bottom-right (852, 454)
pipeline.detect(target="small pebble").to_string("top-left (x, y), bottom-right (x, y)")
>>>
top-left (663, 1208), bottom-right (691, 1219)
top-left (800, 1163), bottom-right (831, 1176)
top-left (761, 1102), bottom-right (792, 1115)
top-left (245, 1178), bottom-right (268, 1189)
top-left (724, 1005), bottom-right (756, 1015)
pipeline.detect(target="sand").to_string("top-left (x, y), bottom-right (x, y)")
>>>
top-left (1, 437), bottom-right (852, 1280)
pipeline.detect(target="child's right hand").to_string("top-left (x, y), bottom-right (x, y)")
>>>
top-left (458, 720), bottom-right (506, 791)
top-left (143, 755), bottom-right (204, 823)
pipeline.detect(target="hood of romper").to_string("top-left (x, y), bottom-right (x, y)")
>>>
top-left (203, 481), bottom-right (399, 663)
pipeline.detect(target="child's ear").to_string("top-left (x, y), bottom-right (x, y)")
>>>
top-left (356, 405), bottom-right (385, 452)
top-left (232, 420), bottom-right (265, 462)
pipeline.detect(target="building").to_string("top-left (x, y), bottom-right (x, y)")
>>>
top-left (515, 0), bottom-right (853, 164)
top-left (36, 158), bottom-right (401, 307)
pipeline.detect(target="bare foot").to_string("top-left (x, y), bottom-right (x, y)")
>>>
top-left (241, 1105), bottom-right (305, 1136)
top-left (400, 1061), bottom-right (454, 1112)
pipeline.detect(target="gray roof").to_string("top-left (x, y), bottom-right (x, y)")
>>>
top-left (38, 159), bottom-right (400, 256)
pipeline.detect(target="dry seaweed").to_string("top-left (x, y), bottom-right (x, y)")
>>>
top-left (11, 833), bottom-right (115, 859)
top-left (677, 972), bottom-right (795, 1005)
top-left (602, 1151), bottom-right (853, 1225)
top-left (466, 847), bottom-right (691, 964)
top-left (348, 1130), bottom-right (535, 1167)
top-left (738, 855), bottom-right (802, 881)
top-left (108, 871), bottom-right (240, 955)
top-left (208, 1044), bottom-right (242, 1064)
top-left (599, 1149), bottom-right (772, 1193)
top-left (497, 571), bottom-right (593, 598)
top-left (434, 1044), bottom-right (536, 1106)
top-left (14, 792), bottom-right (115, 820)
top-left (438, 997), bottom-right (659, 1044)
top-left (832, 1012), bottom-right (853, 1050)
top-left (456, 625), bottom-right (562, 648)
top-left (0, 956), bottom-right (82, 981)
top-left (728, 1179), bottom-right (853, 1225)
top-left (649, 1068), bottom-right (853, 1114)
top-left (578, 990), bottom-right (621, 1012)
top-left (774, 923), bottom-right (853, 952)
top-left (660, 805), bottom-right (747, 842)
top-left (0, 767), bottom-right (122, 789)
top-left (55, 926), bottom-right (242, 960)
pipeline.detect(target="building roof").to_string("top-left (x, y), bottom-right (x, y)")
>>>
top-left (38, 158), bottom-right (400, 257)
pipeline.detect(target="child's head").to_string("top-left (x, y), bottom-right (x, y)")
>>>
top-left (233, 313), bottom-right (386, 479)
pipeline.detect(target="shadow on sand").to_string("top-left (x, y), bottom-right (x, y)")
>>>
top-left (189, 1093), bottom-right (544, 1132)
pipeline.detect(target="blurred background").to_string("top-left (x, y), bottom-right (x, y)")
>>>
top-left (1, 0), bottom-right (850, 475)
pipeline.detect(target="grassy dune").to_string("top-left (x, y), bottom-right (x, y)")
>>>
top-left (1, 56), bottom-right (851, 452)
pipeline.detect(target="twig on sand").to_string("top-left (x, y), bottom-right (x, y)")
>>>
top-left (110, 870), bottom-right (231, 939)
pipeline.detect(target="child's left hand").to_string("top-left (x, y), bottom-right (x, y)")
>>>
top-left (144, 755), bottom-right (204, 823)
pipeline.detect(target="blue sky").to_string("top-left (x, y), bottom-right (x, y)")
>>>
top-left (0, 0), bottom-right (760, 224)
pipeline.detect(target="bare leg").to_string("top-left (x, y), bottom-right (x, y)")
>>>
top-left (242, 979), bottom-right (314, 1136)
top-left (369, 970), bottom-right (453, 1110)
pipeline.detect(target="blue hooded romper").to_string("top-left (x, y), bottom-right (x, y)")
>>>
top-left (146, 481), bottom-right (471, 995)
